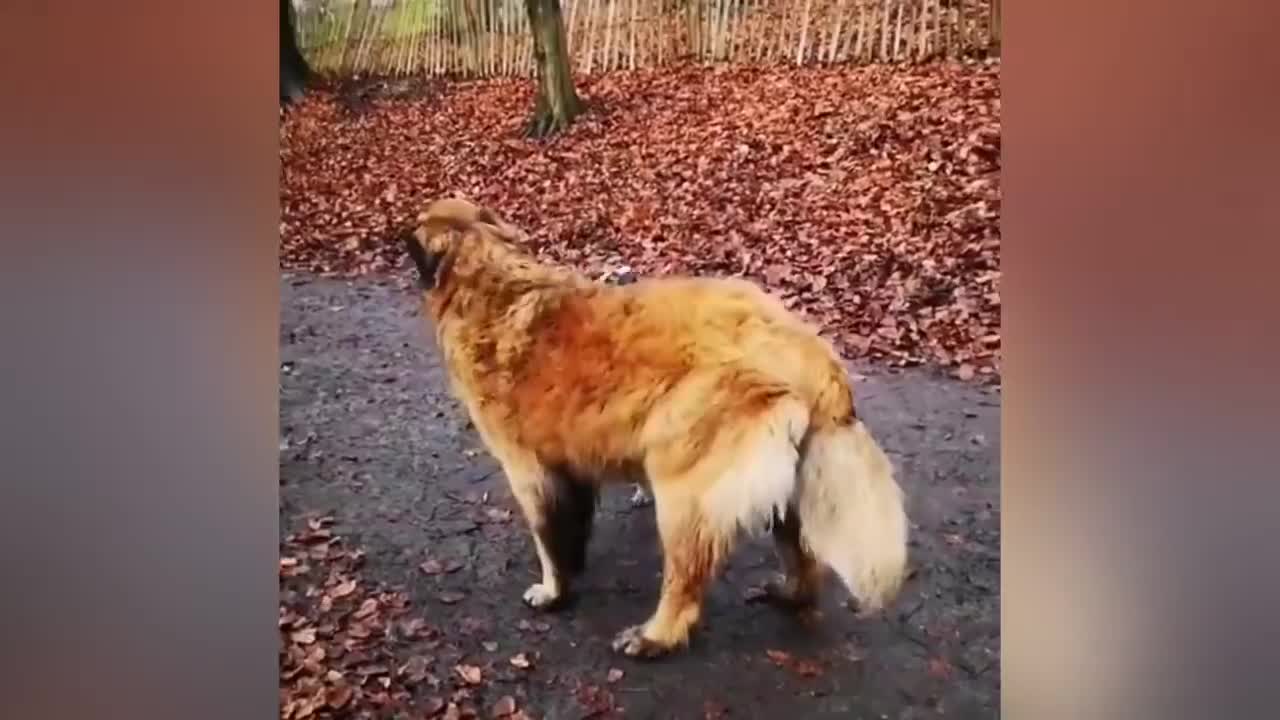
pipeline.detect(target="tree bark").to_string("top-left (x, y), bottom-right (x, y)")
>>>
top-left (280, 0), bottom-right (311, 105)
top-left (989, 0), bottom-right (1001, 50)
top-left (526, 0), bottom-right (584, 137)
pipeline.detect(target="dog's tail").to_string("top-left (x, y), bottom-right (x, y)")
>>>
top-left (793, 375), bottom-right (909, 614)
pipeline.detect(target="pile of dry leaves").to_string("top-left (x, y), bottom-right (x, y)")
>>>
top-left (281, 60), bottom-right (1000, 380)
top-left (280, 517), bottom-right (534, 720)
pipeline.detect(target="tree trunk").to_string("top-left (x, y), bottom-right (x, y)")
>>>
top-left (526, 0), bottom-right (584, 136)
top-left (989, 0), bottom-right (1001, 50)
top-left (281, 0), bottom-right (311, 105)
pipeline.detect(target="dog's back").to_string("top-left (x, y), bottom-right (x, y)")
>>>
top-left (473, 274), bottom-right (851, 478)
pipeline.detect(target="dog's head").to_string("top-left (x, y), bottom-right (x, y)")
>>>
top-left (401, 197), bottom-right (519, 290)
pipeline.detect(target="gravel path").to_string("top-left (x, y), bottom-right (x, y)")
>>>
top-left (280, 273), bottom-right (1000, 720)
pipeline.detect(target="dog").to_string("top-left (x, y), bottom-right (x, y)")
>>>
top-left (402, 197), bottom-right (909, 659)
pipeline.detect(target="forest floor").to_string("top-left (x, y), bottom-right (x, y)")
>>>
top-left (281, 60), bottom-right (1000, 380)
top-left (279, 61), bottom-right (1000, 720)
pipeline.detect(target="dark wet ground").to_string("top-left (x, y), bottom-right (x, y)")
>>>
top-left (280, 274), bottom-right (1000, 720)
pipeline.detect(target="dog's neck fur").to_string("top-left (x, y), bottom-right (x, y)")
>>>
top-left (426, 229), bottom-right (591, 328)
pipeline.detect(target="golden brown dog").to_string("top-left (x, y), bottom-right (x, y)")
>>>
top-left (403, 197), bottom-right (909, 659)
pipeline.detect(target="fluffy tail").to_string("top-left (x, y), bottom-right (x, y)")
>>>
top-left (796, 419), bottom-right (909, 614)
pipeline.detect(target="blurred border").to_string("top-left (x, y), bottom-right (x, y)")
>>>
top-left (1, 1), bottom-right (1278, 718)
top-left (1005, 2), bottom-right (1279, 718)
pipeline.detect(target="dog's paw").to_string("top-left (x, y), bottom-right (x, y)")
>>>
top-left (629, 485), bottom-right (652, 508)
top-left (522, 583), bottom-right (561, 610)
top-left (610, 625), bottom-right (671, 659)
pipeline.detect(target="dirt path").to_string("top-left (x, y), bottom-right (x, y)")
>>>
top-left (280, 274), bottom-right (1001, 720)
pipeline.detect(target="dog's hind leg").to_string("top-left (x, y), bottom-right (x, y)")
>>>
top-left (612, 395), bottom-right (807, 658)
top-left (611, 480), bottom-right (731, 658)
top-left (501, 455), bottom-right (596, 611)
top-left (764, 504), bottom-right (823, 609)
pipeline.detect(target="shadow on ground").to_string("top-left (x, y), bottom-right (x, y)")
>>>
top-left (280, 274), bottom-right (1000, 720)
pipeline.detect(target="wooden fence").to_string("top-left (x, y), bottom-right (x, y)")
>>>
top-left (293, 0), bottom-right (1000, 77)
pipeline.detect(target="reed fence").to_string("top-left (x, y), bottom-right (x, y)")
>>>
top-left (293, 0), bottom-right (1000, 77)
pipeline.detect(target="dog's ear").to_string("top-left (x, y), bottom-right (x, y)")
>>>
top-left (405, 198), bottom-right (483, 290)
top-left (474, 207), bottom-right (526, 246)
top-left (419, 197), bottom-right (484, 235)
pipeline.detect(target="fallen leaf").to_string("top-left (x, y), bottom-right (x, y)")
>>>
top-left (492, 695), bottom-right (517, 717)
top-left (509, 653), bottom-right (532, 669)
top-left (606, 668), bottom-right (624, 683)
top-left (325, 684), bottom-right (354, 709)
top-left (290, 628), bottom-right (317, 645)
top-left (422, 697), bottom-right (447, 716)
top-left (420, 559), bottom-right (444, 575)
top-left (794, 659), bottom-right (824, 677)
top-left (454, 664), bottom-right (482, 685)
top-left (401, 618), bottom-right (429, 637)
top-left (399, 653), bottom-right (435, 681)
top-left (438, 591), bottom-right (466, 605)
top-left (443, 702), bottom-right (462, 720)
top-left (307, 516), bottom-right (334, 531)
top-left (293, 695), bottom-right (321, 719)
top-left (331, 578), bottom-right (357, 598)
top-left (354, 598), bottom-right (379, 619)
top-left (482, 641), bottom-right (498, 652)
top-left (765, 649), bottom-right (793, 667)
top-left (573, 682), bottom-right (616, 717)
top-left (928, 657), bottom-right (955, 679)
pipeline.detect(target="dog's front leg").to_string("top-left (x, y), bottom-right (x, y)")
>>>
top-left (503, 459), bottom-right (596, 611)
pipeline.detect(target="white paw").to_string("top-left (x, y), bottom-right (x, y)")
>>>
top-left (610, 624), bottom-right (669, 658)
top-left (629, 485), bottom-right (652, 507)
top-left (522, 583), bottom-right (560, 609)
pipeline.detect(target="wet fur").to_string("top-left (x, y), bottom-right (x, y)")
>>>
top-left (403, 197), bottom-right (909, 658)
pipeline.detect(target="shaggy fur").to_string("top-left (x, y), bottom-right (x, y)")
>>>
top-left (403, 197), bottom-right (910, 658)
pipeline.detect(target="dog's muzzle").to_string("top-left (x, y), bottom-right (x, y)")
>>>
top-left (403, 231), bottom-right (441, 290)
